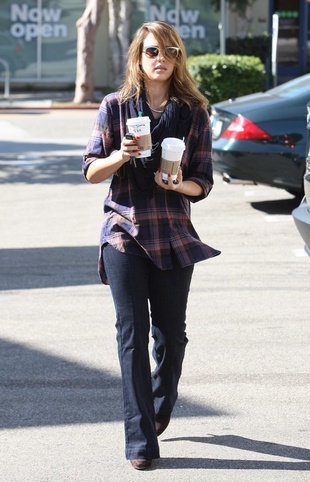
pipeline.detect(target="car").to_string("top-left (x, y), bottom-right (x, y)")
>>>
top-left (292, 102), bottom-right (310, 255)
top-left (210, 73), bottom-right (310, 196)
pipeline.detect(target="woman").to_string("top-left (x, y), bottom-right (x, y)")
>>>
top-left (83, 21), bottom-right (220, 471)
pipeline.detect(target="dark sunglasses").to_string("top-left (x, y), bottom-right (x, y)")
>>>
top-left (142, 46), bottom-right (180, 59)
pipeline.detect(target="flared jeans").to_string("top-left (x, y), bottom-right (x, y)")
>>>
top-left (103, 244), bottom-right (194, 460)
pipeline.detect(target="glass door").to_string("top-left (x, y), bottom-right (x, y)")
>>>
top-left (270, 0), bottom-right (308, 81)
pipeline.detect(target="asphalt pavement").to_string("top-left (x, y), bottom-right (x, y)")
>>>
top-left (0, 100), bottom-right (310, 481)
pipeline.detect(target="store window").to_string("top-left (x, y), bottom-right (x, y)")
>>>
top-left (131, 0), bottom-right (219, 55)
top-left (0, 0), bottom-right (84, 81)
top-left (1, 0), bottom-right (221, 85)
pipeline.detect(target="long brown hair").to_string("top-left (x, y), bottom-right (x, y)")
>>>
top-left (119, 21), bottom-right (208, 108)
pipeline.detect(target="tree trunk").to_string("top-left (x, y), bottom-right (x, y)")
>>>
top-left (73, 0), bottom-right (106, 104)
top-left (236, 1), bottom-right (254, 38)
top-left (107, 0), bottom-right (131, 87)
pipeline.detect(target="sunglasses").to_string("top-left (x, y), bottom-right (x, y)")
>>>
top-left (142, 46), bottom-right (180, 59)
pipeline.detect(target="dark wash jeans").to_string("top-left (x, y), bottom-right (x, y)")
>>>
top-left (103, 244), bottom-right (194, 460)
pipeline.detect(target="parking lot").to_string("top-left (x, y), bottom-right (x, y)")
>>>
top-left (0, 109), bottom-right (309, 481)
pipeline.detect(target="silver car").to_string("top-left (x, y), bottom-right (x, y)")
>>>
top-left (292, 102), bottom-right (310, 255)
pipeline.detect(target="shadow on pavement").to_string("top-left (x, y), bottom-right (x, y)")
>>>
top-left (159, 457), bottom-right (310, 470)
top-left (1, 140), bottom-right (85, 154)
top-left (0, 155), bottom-right (85, 184)
top-left (250, 196), bottom-right (302, 215)
top-left (163, 435), bottom-right (310, 461)
top-left (0, 246), bottom-right (100, 290)
top-left (160, 435), bottom-right (310, 469)
top-left (0, 338), bottom-right (225, 430)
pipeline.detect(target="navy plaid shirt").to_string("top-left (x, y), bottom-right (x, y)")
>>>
top-left (83, 93), bottom-right (220, 284)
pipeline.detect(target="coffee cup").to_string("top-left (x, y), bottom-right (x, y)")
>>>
top-left (160, 137), bottom-right (185, 183)
top-left (126, 116), bottom-right (152, 157)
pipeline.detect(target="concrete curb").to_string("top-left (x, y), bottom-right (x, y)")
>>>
top-left (0, 93), bottom-right (101, 110)
top-left (0, 99), bottom-right (52, 109)
top-left (0, 100), bottom-right (100, 110)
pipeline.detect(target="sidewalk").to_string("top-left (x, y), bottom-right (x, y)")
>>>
top-left (0, 91), bottom-right (100, 110)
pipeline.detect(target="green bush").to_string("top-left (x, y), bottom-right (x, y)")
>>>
top-left (187, 54), bottom-right (265, 106)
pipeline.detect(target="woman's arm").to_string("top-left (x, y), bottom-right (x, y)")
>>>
top-left (86, 137), bottom-right (140, 184)
top-left (83, 94), bottom-right (141, 184)
top-left (154, 168), bottom-right (203, 196)
top-left (83, 95), bottom-right (141, 184)
top-left (85, 151), bottom-right (124, 184)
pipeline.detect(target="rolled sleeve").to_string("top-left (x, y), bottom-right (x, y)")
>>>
top-left (82, 93), bottom-right (121, 179)
top-left (182, 107), bottom-right (214, 203)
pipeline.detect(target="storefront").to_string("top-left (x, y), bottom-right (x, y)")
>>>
top-left (0, 0), bottom-right (220, 88)
top-left (0, 0), bottom-right (309, 89)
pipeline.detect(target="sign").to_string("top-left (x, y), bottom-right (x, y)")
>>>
top-left (150, 4), bottom-right (206, 39)
top-left (10, 3), bottom-right (68, 42)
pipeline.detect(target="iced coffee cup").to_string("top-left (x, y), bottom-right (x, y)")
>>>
top-left (126, 116), bottom-right (152, 157)
top-left (160, 137), bottom-right (185, 183)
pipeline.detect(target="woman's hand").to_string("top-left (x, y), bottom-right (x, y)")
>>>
top-left (155, 167), bottom-right (203, 197)
top-left (86, 136), bottom-right (141, 183)
top-left (121, 135), bottom-right (141, 163)
top-left (154, 167), bottom-right (183, 191)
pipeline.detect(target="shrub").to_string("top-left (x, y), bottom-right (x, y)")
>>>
top-left (187, 54), bottom-right (265, 105)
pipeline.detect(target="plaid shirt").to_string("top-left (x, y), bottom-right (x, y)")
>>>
top-left (83, 92), bottom-right (220, 284)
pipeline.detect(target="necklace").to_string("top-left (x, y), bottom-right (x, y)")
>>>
top-left (146, 101), bottom-right (167, 114)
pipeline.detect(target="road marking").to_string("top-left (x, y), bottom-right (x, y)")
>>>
top-left (244, 189), bottom-right (285, 197)
top-left (0, 119), bottom-right (28, 140)
top-left (293, 248), bottom-right (308, 257)
top-left (265, 215), bottom-right (292, 222)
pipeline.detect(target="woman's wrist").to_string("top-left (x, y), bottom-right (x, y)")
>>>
top-left (175, 179), bottom-right (203, 197)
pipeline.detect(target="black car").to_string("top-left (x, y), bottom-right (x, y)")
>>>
top-left (292, 102), bottom-right (310, 255)
top-left (211, 73), bottom-right (310, 196)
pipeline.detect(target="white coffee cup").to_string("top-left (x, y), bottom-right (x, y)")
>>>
top-left (126, 116), bottom-right (152, 157)
top-left (160, 137), bottom-right (185, 183)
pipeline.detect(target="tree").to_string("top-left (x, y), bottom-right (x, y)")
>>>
top-left (107, 0), bottom-right (131, 87)
top-left (73, 0), bottom-right (106, 104)
top-left (73, 0), bottom-right (131, 104)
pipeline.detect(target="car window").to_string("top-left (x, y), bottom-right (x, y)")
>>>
top-left (267, 75), bottom-right (310, 98)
